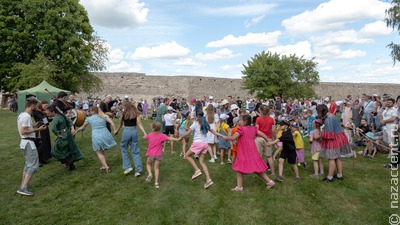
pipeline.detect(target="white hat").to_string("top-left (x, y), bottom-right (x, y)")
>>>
top-left (209, 96), bottom-right (214, 100)
top-left (373, 94), bottom-right (378, 97)
top-left (233, 117), bottom-right (240, 125)
top-left (220, 99), bottom-right (229, 106)
top-left (167, 106), bottom-right (174, 111)
top-left (230, 104), bottom-right (239, 111)
top-left (220, 114), bottom-right (229, 120)
top-left (324, 97), bottom-right (330, 101)
top-left (124, 95), bottom-right (129, 99)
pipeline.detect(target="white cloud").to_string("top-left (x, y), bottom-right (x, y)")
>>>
top-left (80, 0), bottom-right (148, 28)
top-left (311, 30), bottom-right (374, 46)
top-left (129, 41), bottom-right (190, 60)
top-left (195, 48), bottom-right (240, 61)
top-left (220, 64), bottom-right (243, 71)
top-left (206, 31), bottom-right (281, 48)
top-left (201, 3), bottom-right (276, 16)
top-left (320, 66), bottom-right (334, 71)
top-left (360, 20), bottom-right (392, 37)
top-left (174, 58), bottom-right (205, 67)
top-left (314, 45), bottom-right (366, 59)
top-left (107, 61), bottom-right (141, 72)
top-left (108, 49), bottom-right (125, 64)
top-left (244, 15), bottom-right (265, 28)
top-left (267, 41), bottom-right (312, 58)
top-left (282, 0), bottom-right (389, 34)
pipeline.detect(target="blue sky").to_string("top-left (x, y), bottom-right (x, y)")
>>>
top-left (80, 0), bottom-right (400, 83)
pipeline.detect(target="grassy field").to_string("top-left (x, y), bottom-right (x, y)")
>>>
top-left (0, 109), bottom-right (396, 225)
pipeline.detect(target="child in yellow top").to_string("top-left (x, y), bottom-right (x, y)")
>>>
top-left (272, 124), bottom-right (283, 160)
top-left (217, 114), bottom-right (231, 165)
top-left (291, 122), bottom-right (307, 169)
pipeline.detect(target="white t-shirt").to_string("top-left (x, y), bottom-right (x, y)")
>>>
top-left (190, 121), bottom-right (207, 143)
top-left (164, 113), bottom-right (176, 126)
top-left (382, 107), bottom-right (398, 126)
top-left (17, 112), bottom-right (36, 149)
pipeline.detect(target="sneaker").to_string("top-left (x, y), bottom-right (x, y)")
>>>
top-left (214, 155), bottom-right (218, 160)
top-left (227, 159), bottom-right (232, 164)
top-left (209, 158), bottom-right (215, 163)
top-left (220, 162), bottom-right (225, 165)
top-left (179, 152), bottom-right (184, 157)
top-left (334, 175), bottom-right (344, 180)
top-left (294, 177), bottom-right (301, 183)
top-left (275, 176), bottom-right (283, 182)
top-left (134, 172), bottom-right (141, 177)
top-left (17, 188), bottom-right (34, 196)
top-left (231, 186), bottom-right (243, 192)
top-left (318, 173), bottom-right (325, 177)
top-left (204, 180), bottom-right (214, 189)
top-left (145, 174), bottom-right (153, 183)
top-left (321, 177), bottom-right (334, 182)
top-left (309, 174), bottom-right (320, 178)
top-left (155, 183), bottom-right (160, 189)
top-left (124, 168), bottom-right (133, 175)
top-left (266, 180), bottom-right (275, 189)
top-left (191, 170), bottom-right (202, 180)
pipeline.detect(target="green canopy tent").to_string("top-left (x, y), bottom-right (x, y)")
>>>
top-left (17, 80), bottom-right (70, 114)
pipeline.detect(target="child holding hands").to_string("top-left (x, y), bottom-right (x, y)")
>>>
top-left (223, 115), bottom-right (275, 191)
top-left (309, 119), bottom-right (325, 178)
top-left (144, 121), bottom-right (181, 188)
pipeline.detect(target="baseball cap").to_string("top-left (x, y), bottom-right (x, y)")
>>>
top-left (124, 95), bottom-right (129, 99)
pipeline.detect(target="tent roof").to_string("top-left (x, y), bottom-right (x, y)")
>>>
top-left (18, 80), bottom-right (69, 95)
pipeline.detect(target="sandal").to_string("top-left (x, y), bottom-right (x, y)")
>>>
top-left (145, 174), bottom-right (153, 183)
top-left (204, 180), bottom-right (214, 189)
top-left (231, 186), bottom-right (243, 192)
top-left (154, 183), bottom-right (160, 189)
top-left (191, 170), bottom-right (202, 180)
top-left (266, 180), bottom-right (275, 189)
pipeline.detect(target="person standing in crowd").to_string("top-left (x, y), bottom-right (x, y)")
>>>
top-left (100, 94), bottom-right (113, 132)
top-left (32, 100), bottom-right (52, 166)
top-left (46, 104), bottom-right (84, 171)
top-left (53, 91), bottom-right (68, 113)
top-left (205, 104), bottom-right (219, 162)
top-left (380, 98), bottom-right (398, 158)
top-left (236, 96), bottom-right (243, 109)
top-left (363, 95), bottom-right (375, 125)
top-left (142, 99), bottom-right (149, 120)
top-left (17, 98), bottom-right (47, 196)
top-left (352, 99), bottom-right (362, 128)
top-left (218, 99), bottom-right (230, 116)
top-left (75, 106), bottom-right (117, 173)
top-left (66, 93), bottom-right (76, 109)
top-left (227, 104), bottom-right (239, 128)
top-left (155, 98), bottom-right (169, 134)
top-left (114, 101), bottom-right (147, 176)
top-left (317, 104), bottom-right (351, 182)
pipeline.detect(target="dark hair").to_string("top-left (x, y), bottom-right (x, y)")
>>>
top-left (26, 98), bottom-right (39, 108)
top-left (241, 115), bottom-right (251, 126)
top-left (57, 91), bottom-right (68, 98)
top-left (316, 104), bottom-right (329, 119)
top-left (259, 105), bottom-right (270, 116)
top-left (387, 98), bottom-right (395, 104)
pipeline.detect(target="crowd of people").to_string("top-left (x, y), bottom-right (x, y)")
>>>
top-left (16, 91), bottom-right (399, 195)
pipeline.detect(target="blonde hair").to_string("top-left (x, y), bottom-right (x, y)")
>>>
top-left (152, 121), bottom-right (161, 132)
top-left (90, 105), bottom-right (106, 118)
top-left (205, 104), bottom-right (215, 124)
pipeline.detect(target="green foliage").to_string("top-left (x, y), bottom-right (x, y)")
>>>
top-left (241, 51), bottom-right (319, 99)
top-left (385, 0), bottom-right (400, 63)
top-left (0, 0), bottom-right (107, 93)
top-left (0, 110), bottom-right (393, 224)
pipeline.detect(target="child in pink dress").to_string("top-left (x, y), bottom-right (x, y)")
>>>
top-left (223, 115), bottom-right (275, 191)
top-left (144, 121), bottom-right (180, 188)
top-left (309, 119), bottom-right (324, 178)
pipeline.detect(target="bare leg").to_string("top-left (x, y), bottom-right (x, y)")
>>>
top-left (186, 150), bottom-right (200, 171)
top-left (278, 158), bottom-right (284, 177)
top-left (256, 172), bottom-right (271, 183)
top-left (319, 158), bottom-right (324, 174)
top-left (313, 160), bottom-right (319, 175)
top-left (236, 172), bottom-right (244, 188)
top-left (207, 144), bottom-right (214, 159)
top-left (335, 158), bottom-right (342, 175)
top-left (292, 164), bottom-right (300, 178)
top-left (220, 148), bottom-right (225, 163)
top-left (328, 159), bottom-right (336, 177)
top-left (199, 154), bottom-right (211, 182)
top-left (267, 156), bottom-right (275, 175)
top-left (21, 172), bottom-right (32, 188)
top-left (146, 158), bottom-right (152, 176)
top-left (227, 148), bottom-right (232, 162)
top-left (154, 160), bottom-right (160, 184)
top-left (96, 150), bottom-right (109, 171)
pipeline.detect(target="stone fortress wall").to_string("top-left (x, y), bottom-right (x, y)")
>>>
top-left (85, 72), bottom-right (400, 102)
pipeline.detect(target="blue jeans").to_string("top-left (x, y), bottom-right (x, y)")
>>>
top-left (120, 127), bottom-right (142, 172)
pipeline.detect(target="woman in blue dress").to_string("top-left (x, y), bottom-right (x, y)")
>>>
top-left (75, 106), bottom-right (117, 172)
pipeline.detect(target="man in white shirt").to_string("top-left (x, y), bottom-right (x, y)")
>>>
top-left (380, 98), bottom-right (399, 157)
top-left (17, 98), bottom-right (47, 196)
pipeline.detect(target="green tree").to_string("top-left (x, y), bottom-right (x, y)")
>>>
top-left (385, 0), bottom-right (400, 63)
top-left (0, 0), bottom-right (107, 93)
top-left (241, 51), bottom-right (319, 99)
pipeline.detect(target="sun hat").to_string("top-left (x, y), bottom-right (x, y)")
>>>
top-left (220, 99), bottom-right (229, 106)
top-left (324, 97), bottom-right (330, 102)
top-left (209, 96), bottom-right (213, 100)
top-left (220, 114), bottom-right (229, 120)
top-left (230, 104), bottom-right (239, 111)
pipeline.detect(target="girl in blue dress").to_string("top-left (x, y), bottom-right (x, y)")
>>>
top-left (75, 106), bottom-right (117, 172)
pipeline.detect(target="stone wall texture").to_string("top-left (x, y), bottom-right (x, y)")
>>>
top-left (84, 72), bottom-right (400, 101)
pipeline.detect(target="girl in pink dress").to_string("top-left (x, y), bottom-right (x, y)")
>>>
top-left (223, 115), bottom-right (275, 191)
top-left (144, 121), bottom-right (180, 188)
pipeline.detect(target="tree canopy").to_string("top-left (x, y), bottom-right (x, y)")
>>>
top-left (0, 0), bottom-right (107, 93)
top-left (385, 0), bottom-right (400, 63)
top-left (241, 51), bottom-right (319, 99)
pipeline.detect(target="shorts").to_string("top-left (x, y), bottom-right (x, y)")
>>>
top-left (22, 142), bottom-right (39, 175)
top-left (148, 156), bottom-right (162, 161)
top-left (311, 152), bottom-right (320, 161)
top-left (296, 148), bottom-right (305, 163)
top-left (164, 126), bottom-right (174, 135)
top-left (189, 142), bottom-right (209, 155)
top-left (255, 137), bottom-right (273, 157)
top-left (279, 149), bottom-right (297, 164)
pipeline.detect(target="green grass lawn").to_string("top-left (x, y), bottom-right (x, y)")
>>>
top-left (0, 109), bottom-right (396, 225)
